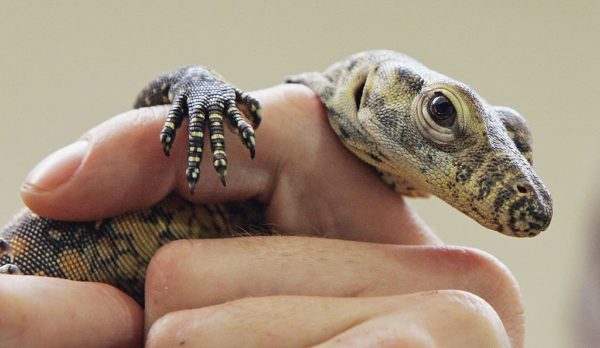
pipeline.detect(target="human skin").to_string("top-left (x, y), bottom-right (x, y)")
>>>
top-left (0, 84), bottom-right (523, 347)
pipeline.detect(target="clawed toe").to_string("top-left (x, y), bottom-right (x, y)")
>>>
top-left (160, 94), bottom-right (187, 156)
top-left (226, 101), bottom-right (256, 159)
top-left (235, 88), bottom-right (262, 128)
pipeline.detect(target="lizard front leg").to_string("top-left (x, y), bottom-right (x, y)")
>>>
top-left (134, 66), bottom-right (262, 192)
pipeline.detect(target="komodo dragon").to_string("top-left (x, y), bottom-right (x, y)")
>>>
top-left (0, 50), bottom-right (553, 305)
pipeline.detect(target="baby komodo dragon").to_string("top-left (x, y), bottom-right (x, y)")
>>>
top-left (0, 50), bottom-right (553, 304)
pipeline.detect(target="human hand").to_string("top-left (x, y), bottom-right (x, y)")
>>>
top-left (1, 84), bottom-right (523, 347)
top-left (144, 237), bottom-right (519, 347)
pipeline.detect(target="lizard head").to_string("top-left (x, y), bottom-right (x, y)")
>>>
top-left (340, 58), bottom-right (553, 237)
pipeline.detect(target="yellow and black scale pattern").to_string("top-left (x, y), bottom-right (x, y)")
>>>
top-left (0, 50), bottom-right (553, 305)
top-left (138, 66), bottom-right (261, 191)
top-left (0, 196), bottom-right (267, 304)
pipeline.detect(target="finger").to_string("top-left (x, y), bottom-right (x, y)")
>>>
top-left (20, 91), bottom-right (275, 221)
top-left (145, 237), bottom-right (523, 346)
top-left (146, 292), bottom-right (509, 348)
top-left (317, 291), bottom-right (509, 348)
top-left (0, 276), bottom-right (142, 347)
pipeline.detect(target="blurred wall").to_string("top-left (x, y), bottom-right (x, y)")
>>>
top-left (1, 1), bottom-right (598, 347)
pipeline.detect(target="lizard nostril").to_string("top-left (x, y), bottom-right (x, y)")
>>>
top-left (515, 184), bottom-right (529, 194)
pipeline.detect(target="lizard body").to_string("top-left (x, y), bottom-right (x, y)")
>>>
top-left (0, 50), bottom-right (553, 305)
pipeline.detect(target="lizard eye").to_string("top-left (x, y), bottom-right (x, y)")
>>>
top-left (427, 93), bottom-right (456, 127)
top-left (414, 87), bottom-right (465, 146)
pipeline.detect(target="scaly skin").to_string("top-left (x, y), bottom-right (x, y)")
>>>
top-left (0, 50), bottom-right (552, 305)
top-left (288, 50), bottom-right (552, 236)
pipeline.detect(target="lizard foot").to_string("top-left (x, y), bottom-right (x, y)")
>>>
top-left (0, 264), bottom-right (21, 275)
top-left (0, 238), bottom-right (20, 274)
top-left (159, 72), bottom-right (261, 193)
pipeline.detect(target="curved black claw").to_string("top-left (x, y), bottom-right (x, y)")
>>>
top-left (185, 101), bottom-right (207, 193)
top-left (160, 94), bottom-right (187, 156)
top-left (158, 67), bottom-right (261, 193)
top-left (215, 161), bottom-right (227, 187)
top-left (207, 104), bottom-right (228, 187)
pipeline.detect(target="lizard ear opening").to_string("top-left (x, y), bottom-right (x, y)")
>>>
top-left (495, 106), bottom-right (534, 164)
top-left (354, 80), bottom-right (366, 110)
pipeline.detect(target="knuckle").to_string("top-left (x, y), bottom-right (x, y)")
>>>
top-left (146, 311), bottom-right (190, 348)
top-left (146, 303), bottom-right (235, 347)
top-left (145, 239), bottom-right (196, 301)
top-left (435, 290), bottom-right (509, 343)
top-left (429, 246), bottom-right (523, 320)
top-left (146, 239), bottom-right (224, 311)
top-left (433, 246), bottom-right (520, 295)
top-left (383, 245), bottom-right (524, 345)
top-left (385, 290), bottom-right (498, 324)
top-left (426, 245), bottom-right (524, 346)
top-left (436, 289), bottom-right (497, 318)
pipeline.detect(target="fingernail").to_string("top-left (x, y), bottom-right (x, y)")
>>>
top-left (23, 140), bottom-right (89, 192)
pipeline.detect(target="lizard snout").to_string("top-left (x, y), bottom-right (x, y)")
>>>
top-left (500, 176), bottom-right (553, 237)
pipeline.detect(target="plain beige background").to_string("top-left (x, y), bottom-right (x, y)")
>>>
top-left (0, 1), bottom-right (598, 346)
